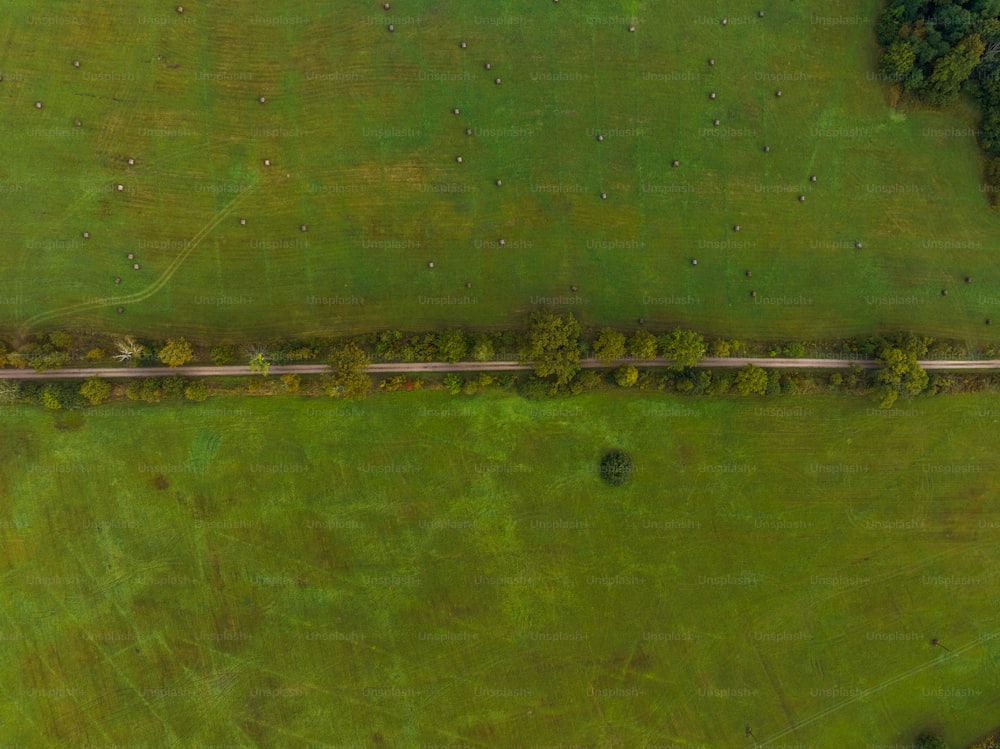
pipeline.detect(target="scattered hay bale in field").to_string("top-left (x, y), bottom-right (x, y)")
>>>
top-left (495, 179), bottom-right (502, 186)
top-left (775, 90), bottom-right (782, 97)
top-left (750, 290), bottom-right (757, 297)
top-left (691, 259), bottom-right (698, 265)
top-left (746, 270), bottom-right (752, 277)
top-left (966, 276), bottom-right (973, 283)
top-left (456, 156), bottom-right (463, 163)
top-left (383, 2), bottom-right (391, 9)
top-left (387, 24), bottom-right (394, 32)
top-left (82, 231), bottom-right (89, 239)
top-left (300, 225), bottom-right (308, 232)
top-left (72, 60), bottom-right (80, 68)
top-left (35, 101), bottom-right (42, 109)
top-left (495, 78), bottom-right (502, 85)
top-left (810, 175), bottom-right (817, 182)
top-left (117, 306), bottom-right (124, 313)
top-left (127, 158), bottom-right (135, 166)
top-left (629, 25), bottom-right (636, 32)
top-left (597, 134), bottom-right (604, 142)
top-left (428, 261), bottom-right (435, 268)
top-left (758, 10), bottom-right (765, 18)
top-left (763, 145), bottom-right (770, 152)
top-left (127, 253), bottom-right (134, 260)
top-left (708, 58), bottom-right (715, 65)
top-left (133, 263), bottom-right (140, 270)
top-left (460, 41), bottom-right (467, 49)
top-left (485, 63), bottom-right (491, 70)
top-left (721, 18), bottom-right (728, 26)
top-left (987, 318), bottom-right (992, 325)
top-left (855, 241), bottom-right (863, 249)
top-left (941, 289), bottom-right (948, 296)
top-left (733, 224), bottom-right (741, 232)
top-left (239, 218), bottom-right (246, 225)
top-left (466, 128), bottom-right (473, 135)
top-left (453, 107), bottom-right (460, 114)
top-left (498, 239), bottom-right (506, 247)
top-left (570, 285), bottom-right (578, 292)
top-left (114, 277), bottom-right (121, 284)
top-left (258, 96), bottom-right (266, 103)
top-left (713, 119), bottom-right (720, 126)
top-left (466, 281), bottom-right (472, 288)
top-left (74, 119), bottom-right (81, 127)
top-left (600, 192), bottom-right (607, 200)
top-left (264, 159), bottom-right (271, 166)
top-left (798, 195), bottom-right (806, 202)
top-left (710, 92), bottom-right (717, 100)
top-left (672, 160), bottom-right (680, 167)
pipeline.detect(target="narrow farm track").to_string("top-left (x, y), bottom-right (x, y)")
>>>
top-left (2, 357), bottom-right (1000, 380)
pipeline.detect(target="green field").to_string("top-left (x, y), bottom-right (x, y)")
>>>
top-left (2, 390), bottom-right (999, 746)
top-left (2, 0), bottom-right (1000, 344)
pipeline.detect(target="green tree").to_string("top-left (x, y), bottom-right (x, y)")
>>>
top-left (184, 380), bottom-right (211, 402)
top-left (599, 450), bottom-right (634, 487)
top-left (443, 372), bottom-right (463, 395)
top-left (41, 385), bottom-right (61, 410)
top-left (437, 329), bottom-right (468, 363)
top-left (926, 33), bottom-right (985, 104)
top-left (211, 345), bottom-right (235, 365)
top-left (471, 334), bottom-right (495, 363)
top-left (613, 363), bottom-right (639, 388)
top-left (882, 40), bottom-right (918, 82)
top-left (521, 310), bottom-right (582, 388)
top-left (914, 732), bottom-right (946, 749)
top-left (628, 329), bottom-right (658, 360)
top-left (79, 377), bottom-right (111, 406)
top-left (593, 327), bottom-right (627, 364)
top-left (660, 329), bottom-right (707, 370)
top-left (158, 338), bottom-right (194, 368)
top-left (249, 352), bottom-right (270, 376)
top-left (874, 344), bottom-right (929, 408)
top-left (735, 364), bottom-right (768, 396)
top-left (326, 342), bottom-right (371, 400)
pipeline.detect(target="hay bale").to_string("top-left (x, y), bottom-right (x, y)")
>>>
top-left (460, 41), bottom-right (467, 49)
top-left (600, 192), bottom-right (607, 200)
top-left (73, 60), bottom-right (80, 68)
top-left (456, 156), bottom-right (463, 163)
top-left (387, 24), bottom-right (394, 32)
top-left (428, 261), bottom-right (435, 268)
top-left (672, 160), bottom-right (680, 167)
top-left (82, 231), bottom-right (89, 239)
top-left (496, 179), bottom-right (502, 186)
top-left (133, 263), bottom-right (140, 270)
top-left (35, 101), bottom-right (42, 109)
top-left (114, 277), bottom-right (121, 284)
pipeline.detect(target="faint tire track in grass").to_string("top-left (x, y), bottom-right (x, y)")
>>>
top-left (19, 188), bottom-right (254, 334)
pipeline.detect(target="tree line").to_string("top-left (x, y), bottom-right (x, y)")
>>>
top-left (0, 311), bottom-right (980, 410)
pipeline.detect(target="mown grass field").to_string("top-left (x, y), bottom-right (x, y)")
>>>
top-left (1, 0), bottom-right (1000, 343)
top-left (1, 390), bottom-right (999, 746)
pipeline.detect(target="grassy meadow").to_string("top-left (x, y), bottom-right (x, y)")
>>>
top-left (0, 0), bottom-right (999, 343)
top-left (1, 391), bottom-right (999, 746)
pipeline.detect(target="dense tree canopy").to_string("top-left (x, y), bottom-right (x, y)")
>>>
top-left (520, 311), bottom-right (582, 388)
